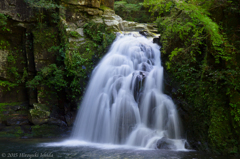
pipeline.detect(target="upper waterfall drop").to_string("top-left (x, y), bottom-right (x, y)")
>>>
top-left (71, 33), bottom-right (187, 150)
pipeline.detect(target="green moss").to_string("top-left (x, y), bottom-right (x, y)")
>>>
top-left (0, 13), bottom-right (7, 26)
top-left (69, 31), bottom-right (81, 38)
top-left (0, 80), bottom-right (18, 91)
top-left (0, 102), bottom-right (28, 121)
top-left (100, 5), bottom-right (112, 11)
top-left (27, 19), bottom-right (116, 103)
top-left (147, 0), bottom-right (240, 154)
top-left (0, 102), bottom-right (24, 114)
top-left (31, 124), bottom-right (64, 138)
top-left (0, 126), bottom-right (24, 138)
top-left (114, 1), bottom-right (155, 23)
top-left (63, 21), bottom-right (116, 101)
top-left (33, 27), bottom-right (59, 52)
top-left (0, 102), bottom-right (25, 107)
top-left (30, 109), bottom-right (49, 119)
top-left (30, 103), bottom-right (50, 119)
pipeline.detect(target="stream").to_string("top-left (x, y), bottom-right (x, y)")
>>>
top-left (0, 139), bottom-right (238, 159)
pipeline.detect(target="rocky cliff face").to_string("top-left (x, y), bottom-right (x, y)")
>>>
top-left (0, 0), bottom-right (158, 138)
top-left (0, 0), bottom-right (116, 138)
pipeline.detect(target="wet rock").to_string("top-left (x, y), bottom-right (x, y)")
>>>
top-left (156, 137), bottom-right (177, 150)
top-left (65, 112), bottom-right (76, 126)
top-left (48, 117), bottom-right (67, 127)
top-left (29, 103), bottom-right (50, 125)
top-left (131, 71), bottom-right (148, 103)
top-left (6, 118), bottom-right (29, 126)
top-left (153, 36), bottom-right (162, 47)
top-left (185, 141), bottom-right (191, 149)
top-left (139, 31), bottom-right (148, 36)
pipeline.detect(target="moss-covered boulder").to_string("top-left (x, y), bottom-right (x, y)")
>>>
top-left (29, 103), bottom-right (50, 125)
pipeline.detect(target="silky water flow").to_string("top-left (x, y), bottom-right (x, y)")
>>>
top-left (71, 33), bottom-right (187, 150)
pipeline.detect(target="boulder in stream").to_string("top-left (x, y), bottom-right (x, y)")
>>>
top-left (156, 137), bottom-right (177, 150)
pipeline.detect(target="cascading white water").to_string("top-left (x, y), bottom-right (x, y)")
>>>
top-left (71, 33), bottom-right (187, 150)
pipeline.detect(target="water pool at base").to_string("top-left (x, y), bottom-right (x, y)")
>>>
top-left (0, 139), bottom-right (238, 159)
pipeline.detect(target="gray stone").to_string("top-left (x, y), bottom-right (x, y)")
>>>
top-left (156, 137), bottom-right (177, 150)
top-left (64, 0), bottom-right (101, 8)
top-left (84, 8), bottom-right (103, 16)
top-left (68, 22), bottom-right (77, 30)
top-left (69, 38), bottom-right (85, 43)
top-left (48, 117), bottom-right (67, 127)
top-left (65, 112), bottom-right (76, 126)
top-left (76, 20), bottom-right (85, 27)
top-left (92, 16), bottom-right (104, 23)
top-left (76, 28), bottom-right (84, 36)
top-left (6, 118), bottom-right (29, 126)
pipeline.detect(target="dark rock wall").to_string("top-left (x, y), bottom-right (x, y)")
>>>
top-left (0, 0), bottom-right (116, 138)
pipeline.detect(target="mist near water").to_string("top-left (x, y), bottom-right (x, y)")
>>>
top-left (71, 33), bottom-right (187, 150)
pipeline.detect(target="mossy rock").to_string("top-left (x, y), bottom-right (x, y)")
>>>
top-left (31, 124), bottom-right (67, 138)
top-left (32, 27), bottom-right (58, 72)
top-left (0, 102), bottom-right (29, 125)
top-left (0, 126), bottom-right (24, 138)
top-left (30, 109), bottom-right (49, 119)
top-left (29, 103), bottom-right (50, 125)
top-left (32, 103), bottom-right (50, 112)
top-left (100, 5), bottom-right (115, 15)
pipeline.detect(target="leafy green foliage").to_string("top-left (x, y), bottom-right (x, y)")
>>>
top-left (114, 0), bottom-right (155, 22)
top-left (27, 20), bottom-right (116, 102)
top-left (27, 64), bottom-right (67, 91)
top-left (70, 31), bottom-right (81, 38)
top-left (0, 80), bottom-right (18, 91)
top-left (65, 51), bottom-right (88, 99)
top-left (0, 13), bottom-right (7, 26)
top-left (83, 21), bottom-right (116, 57)
top-left (144, 0), bottom-right (240, 154)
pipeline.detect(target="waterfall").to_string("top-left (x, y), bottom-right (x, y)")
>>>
top-left (71, 33), bottom-right (187, 149)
